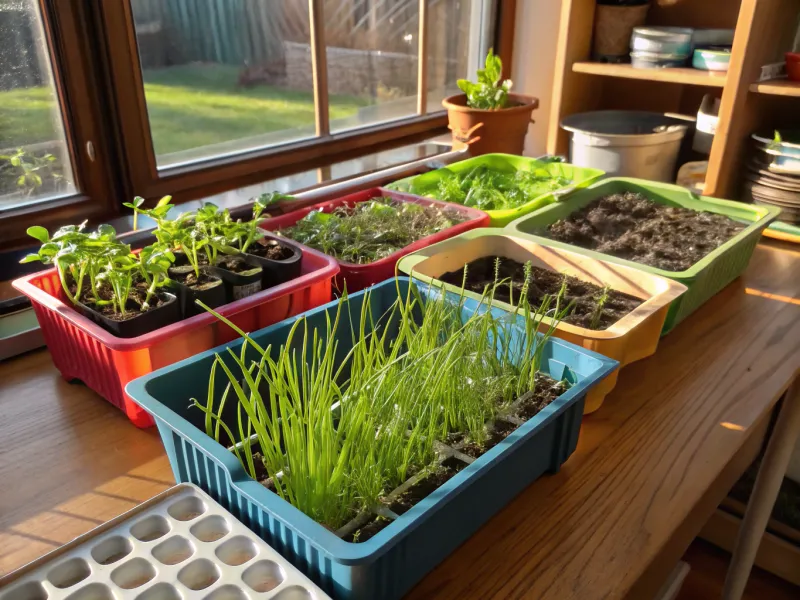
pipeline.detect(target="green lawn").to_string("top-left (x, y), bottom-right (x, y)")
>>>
top-left (0, 64), bottom-right (368, 160)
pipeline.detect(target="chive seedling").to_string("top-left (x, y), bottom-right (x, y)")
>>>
top-left (193, 271), bottom-right (571, 531)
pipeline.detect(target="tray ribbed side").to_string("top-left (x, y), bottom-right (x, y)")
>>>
top-left (666, 232), bottom-right (761, 331)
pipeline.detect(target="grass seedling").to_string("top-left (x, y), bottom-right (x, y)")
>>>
top-left (193, 268), bottom-right (572, 532)
top-left (589, 285), bottom-right (610, 330)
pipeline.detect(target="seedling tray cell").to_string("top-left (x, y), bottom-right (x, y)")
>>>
top-left (12, 234), bottom-right (339, 428)
top-left (0, 484), bottom-right (331, 600)
top-left (507, 178), bottom-right (780, 333)
top-left (126, 277), bottom-right (618, 600)
top-left (398, 229), bottom-right (687, 413)
top-left (258, 187), bottom-right (489, 293)
top-left (388, 153), bottom-right (605, 226)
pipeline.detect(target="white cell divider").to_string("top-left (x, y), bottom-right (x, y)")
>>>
top-left (0, 484), bottom-right (330, 600)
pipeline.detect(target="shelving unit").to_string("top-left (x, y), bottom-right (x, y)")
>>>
top-left (548, 0), bottom-right (800, 200)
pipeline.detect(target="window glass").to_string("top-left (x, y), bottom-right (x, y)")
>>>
top-left (0, 0), bottom-right (77, 211)
top-left (131, 0), bottom-right (357, 169)
top-left (130, 0), bottom-right (493, 169)
top-left (327, 0), bottom-right (490, 131)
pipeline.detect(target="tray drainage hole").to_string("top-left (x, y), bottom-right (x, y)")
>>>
top-left (272, 586), bottom-right (315, 600)
top-left (110, 558), bottom-right (157, 590)
top-left (214, 536), bottom-right (258, 566)
top-left (130, 515), bottom-right (171, 542)
top-left (152, 536), bottom-right (195, 566)
top-left (1, 581), bottom-right (48, 600)
top-left (65, 583), bottom-right (115, 600)
top-left (47, 557), bottom-right (91, 589)
top-left (167, 496), bottom-right (207, 521)
top-left (242, 560), bottom-right (284, 593)
top-left (135, 583), bottom-right (182, 600)
top-left (178, 558), bottom-right (220, 591)
top-left (203, 585), bottom-right (250, 600)
top-left (91, 536), bottom-right (133, 565)
top-left (189, 515), bottom-right (230, 542)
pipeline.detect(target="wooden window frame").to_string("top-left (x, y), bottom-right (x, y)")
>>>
top-left (0, 0), bottom-right (120, 248)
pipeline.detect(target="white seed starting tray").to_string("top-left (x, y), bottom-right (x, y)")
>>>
top-left (0, 484), bottom-right (330, 600)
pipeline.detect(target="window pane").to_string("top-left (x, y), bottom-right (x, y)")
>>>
top-left (325, 0), bottom-right (492, 132)
top-left (0, 0), bottom-right (77, 211)
top-left (427, 0), bottom-right (486, 111)
top-left (326, 0), bottom-right (420, 133)
top-left (132, 0), bottom-right (344, 169)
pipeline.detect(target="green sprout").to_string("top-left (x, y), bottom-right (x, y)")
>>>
top-left (457, 48), bottom-right (512, 110)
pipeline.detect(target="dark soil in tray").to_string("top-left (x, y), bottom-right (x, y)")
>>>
top-left (439, 256), bottom-right (643, 330)
top-left (545, 192), bottom-right (746, 271)
top-left (83, 290), bottom-right (169, 321)
top-left (515, 374), bottom-right (566, 421)
top-left (343, 516), bottom-right (393, 543)
top-left (216, 255), bottom-right (257, 273)
top-left (173, 270), bottom-right (220, 290)
top-left (388, 457), bottom-right (466, 516)
top-left (249, 241), bottom-right (295, 260)
top-left (457, 421), bottom-right (517, 459)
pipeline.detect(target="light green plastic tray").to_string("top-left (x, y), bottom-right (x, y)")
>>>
top-left (506, 177), bottom-right (780, 333)
top-left (387, 154), bottom-right (605, 227)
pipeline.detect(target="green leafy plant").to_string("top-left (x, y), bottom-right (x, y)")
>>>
top-left (21, 222), bottom-right (174, 317)
top-left (280, 198), bottom-right (465, 264)
top-left (229, 192), bottom-right (289, 253)
top-left (123, 195), bottom-right (174, 231)
top-left (138, 243), bottom-right (176, 310)
top-left (0, 148), bottom-right (65, 196)
top-left (421, 164), bottom-right (573, 211)
top-left (457, 49), bottom-right (512, 110)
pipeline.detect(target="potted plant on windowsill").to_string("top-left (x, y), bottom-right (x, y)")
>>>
top-left (442, 49), bottom-right (538, 156)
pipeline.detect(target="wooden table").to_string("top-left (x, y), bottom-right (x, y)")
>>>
top-left (1, 240), bottom-right (799, 599)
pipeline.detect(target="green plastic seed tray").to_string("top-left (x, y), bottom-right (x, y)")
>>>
top-left (506, 177), bottom-right (780, 334)
top-left (387, 153), bottom-right (605, 227)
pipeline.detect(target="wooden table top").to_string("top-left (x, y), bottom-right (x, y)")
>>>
top-left (1, 240), bottom-right (799, 599)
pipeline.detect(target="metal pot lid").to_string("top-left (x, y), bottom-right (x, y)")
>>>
top-left (562, 111), bottom-right (689, 137)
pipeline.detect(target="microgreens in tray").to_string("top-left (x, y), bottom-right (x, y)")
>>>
top-left (278, 197), bottom-right (467, 264)
top-left (421, 164), bottom-right (573, 211)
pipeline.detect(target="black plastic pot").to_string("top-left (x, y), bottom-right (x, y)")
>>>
top-left (244, 238), bottom-right (303, 289)
top-left (210, 254), bottom-right (264, 301)
top-left (77, 292), bottom-right (180, 338)
top-left (167, 270), bottom-right (227, 317)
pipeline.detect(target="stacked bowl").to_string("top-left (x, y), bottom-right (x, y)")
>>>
top-left (630, 27), bottom-right (693, 68)
top-left (746, 132), bottom-right (800, 225)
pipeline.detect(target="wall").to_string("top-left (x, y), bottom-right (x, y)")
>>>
top-left (511, 0), bottom-right (563, 157)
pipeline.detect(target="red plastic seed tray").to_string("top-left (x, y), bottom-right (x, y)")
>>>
top-left (258, 187), bottom-right (490, 293)
top-left (12, 239), bottom-right (339, 428)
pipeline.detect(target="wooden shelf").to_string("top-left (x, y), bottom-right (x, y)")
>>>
top-left (572, 61), bottom-right (727, 87)
top-left (749, 79), bottom-right (800, 97)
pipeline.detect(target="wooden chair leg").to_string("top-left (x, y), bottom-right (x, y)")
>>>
top-left (722, 378), bottom-right (800, 600)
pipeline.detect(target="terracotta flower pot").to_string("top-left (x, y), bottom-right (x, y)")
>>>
top-left (442, 93), bottom-right (539, 156)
